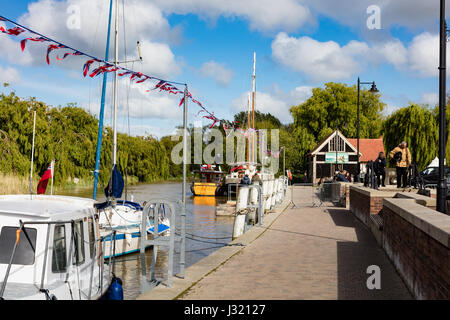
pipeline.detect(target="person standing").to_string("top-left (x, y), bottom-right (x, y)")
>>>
top-left (240, 174), bottom-right (251, 185)
top-left (389, 141), bottom-right (411, 188)
top-left (374, 152), bottom-right (387, 187)
top-left (252, 172), bottom-right (261, 185)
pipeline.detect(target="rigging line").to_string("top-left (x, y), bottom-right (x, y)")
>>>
top-left (0, 15), bottom-right (187, 86)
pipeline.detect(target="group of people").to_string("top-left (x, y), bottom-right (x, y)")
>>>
top-left (334, 170), bottom-right (352, 182)
top-left (373, 141), bottom-right (411, 188)
top-left (331, 141), bottom-right (411, 188)
top-left (240, 172), bottom-right (261, 185)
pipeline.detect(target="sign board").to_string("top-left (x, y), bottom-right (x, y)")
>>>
top-left (325, 152), bottom-right (349, 164)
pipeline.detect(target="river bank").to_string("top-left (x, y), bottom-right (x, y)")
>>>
top-left (0, 172), bottom-right (185, 195)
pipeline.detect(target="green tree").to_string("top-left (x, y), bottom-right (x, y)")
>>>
top-left (382, 104), bottom-right (438, 169)
top-left (290, 82), bottom-right (385, 140)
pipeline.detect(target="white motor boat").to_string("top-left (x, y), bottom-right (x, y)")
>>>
top-left (96, 200), bottom-right (170, 258)
top-left (0, 195), bottom-right (120, 300)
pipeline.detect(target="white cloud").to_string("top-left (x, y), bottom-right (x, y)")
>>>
top-left (0, 65), bottom-right (21, 84)
top-left (419, 92), bottom-right (439, 106)
top-left (82, 77), bottom-right (183, 121)
top-left (271, 32), bottom-right (369, 82)
top-left (199, 61), bottom-right (234, 86)
top-left (407, 33), bottom-right (442, 77)
top-left (231, 85), bottom-right (313, 123)
top-left (152, 0), bottom-right (313, 33)
top-left (371, 39), bottom-right (408, 67)
top-left (272, 31), bottom-right (448, 81)
top-left (371, 33), bottom-right (448, 78)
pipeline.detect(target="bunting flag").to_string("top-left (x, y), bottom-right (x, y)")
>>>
top-left (0, 15), bottom-right (215, 129)
top-left (46, 43), bottom-right (66, 65)
top-left (0, 26), bottom-right (26, 36)
top-left (118, 70), bottom-right (133, 77)
top-left (135, 75), bottom-right (149, 84)
top-left (56, 50), bottom-right (83, 61)
top-left (266, 146), bottom-right (284, 158)
top-left (203, 113), bottom-right (219, 128)
top-left (83, 58), bottom-right (100, 77)
top-left (179, 96), bottom-right (185, 107)
top-left (89, 64), bottom-right (117, 77)
top-left (20, 36), bottom-right (48, 51)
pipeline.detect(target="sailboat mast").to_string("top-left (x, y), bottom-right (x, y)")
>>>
top-left (92, 0), bottom-right (113, 200)
top-left (247, 93), bottom-right (251, 162)
top-left (251, 51), bottom-right (256, 163)
top-left (112, 0), bottom-right (119, 166)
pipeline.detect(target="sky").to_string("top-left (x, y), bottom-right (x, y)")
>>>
top-left (0, 0), bottom-right (448, 138)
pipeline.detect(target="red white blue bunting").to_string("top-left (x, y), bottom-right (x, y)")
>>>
top-left (0, 15), bottom-right (250, 130)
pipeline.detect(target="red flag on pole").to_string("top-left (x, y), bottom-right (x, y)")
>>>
top-left (37, 161), bottom-right (54, 194)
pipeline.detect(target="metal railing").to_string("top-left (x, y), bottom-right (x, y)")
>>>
top-left (139, 199), bottom-right (185, 288)
top-left (363, 160), bottom-right (378, 189)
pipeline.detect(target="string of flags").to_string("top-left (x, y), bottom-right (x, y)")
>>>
top-left (0, 15), bottom-right (224, 126)
top-left (266, 146), bottom-right (284, 158)
top-left (0, 15), bottom-right (262, 133)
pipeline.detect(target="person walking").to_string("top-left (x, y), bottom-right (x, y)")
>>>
top-left (374, 152), bottom-right (387, 187)
top-left (389, 141), bottom-right (411, 188)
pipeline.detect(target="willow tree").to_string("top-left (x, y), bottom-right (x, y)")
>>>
top-left (382, 104), bottom-right (438, 169)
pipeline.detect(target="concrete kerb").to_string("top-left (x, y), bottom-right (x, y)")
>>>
top-left (136, 196), bottom-right (291, 300)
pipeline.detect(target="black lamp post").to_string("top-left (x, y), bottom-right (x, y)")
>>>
top-left (356, 78), bottom-right (379, 183)
top-left (437, 0), bottom-right (447, 214)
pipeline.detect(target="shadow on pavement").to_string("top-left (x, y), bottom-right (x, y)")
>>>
top-left (325, 208), bottom-right (412, 299)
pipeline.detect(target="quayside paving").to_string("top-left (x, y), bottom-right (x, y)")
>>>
top-left (138, 186), bottom-right (412, 300)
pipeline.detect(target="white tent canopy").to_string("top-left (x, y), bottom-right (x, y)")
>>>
top-left (427, 157), bottom-right (446, 167)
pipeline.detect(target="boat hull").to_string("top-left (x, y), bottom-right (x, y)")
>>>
top-left (101, 224), bottom-right (170, 259)
top-left (191, 182), bottom-right (218, 196)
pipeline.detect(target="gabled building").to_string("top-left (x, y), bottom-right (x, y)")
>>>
top-left (307, 130), bottom-right (385, 184)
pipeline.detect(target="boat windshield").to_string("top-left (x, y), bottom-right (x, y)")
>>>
top-left (195, 171), bottom-right (223, 183)
top-left (0, 226), bottom-right (37, 265)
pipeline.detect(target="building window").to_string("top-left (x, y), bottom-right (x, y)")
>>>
top-left (73, 220), bottom-right (85, 265)
top-left (52, 225), bottom-right (67, 273)
top-left (0, 226), bottom-right (37, 265)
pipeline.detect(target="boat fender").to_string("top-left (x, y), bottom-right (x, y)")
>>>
top-left (108, 276), bottom-right (124, 300)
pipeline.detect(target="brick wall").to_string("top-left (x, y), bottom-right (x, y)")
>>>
top-left (382, 200), bottom-right (450, 299)
top-left (349, 187), bottom-right (396, 227)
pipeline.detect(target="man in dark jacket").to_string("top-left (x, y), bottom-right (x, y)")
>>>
top-left (240, 174), bottom-right (251, 185)
top-left (374, 152), bottom-right (387, 187)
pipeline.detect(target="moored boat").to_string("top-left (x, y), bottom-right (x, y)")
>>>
top-left (190, 165), bottom-right (226, 196)
top-left (0, 195), bottom-right (119, 300)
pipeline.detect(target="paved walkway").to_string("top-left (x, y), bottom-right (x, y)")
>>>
top-left (178, 186), bottom-right (412, 300)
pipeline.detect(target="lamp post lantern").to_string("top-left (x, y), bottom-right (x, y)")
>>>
top-left (356, 77), bottom-right (378, 183)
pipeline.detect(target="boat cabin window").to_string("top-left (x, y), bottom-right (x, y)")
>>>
top-left (52, 224), bottom-right (67, 273)
top-left (73, 220), bottom-right (85, 265)
top-left (0, 226), bottom-right (37, 265)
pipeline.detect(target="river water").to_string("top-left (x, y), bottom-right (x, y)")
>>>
top-left (59, 182), bottom-right (233, 300)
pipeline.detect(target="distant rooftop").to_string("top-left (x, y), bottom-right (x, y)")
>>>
top-left (348, 138), bottom-right (385, 162)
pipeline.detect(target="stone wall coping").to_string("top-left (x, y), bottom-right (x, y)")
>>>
top-left (349, 185), bottom-right (399, 198)
top-left (394, 192), bottom-right (436, 207)
top-left (383, 198), bottom-right (450, 247)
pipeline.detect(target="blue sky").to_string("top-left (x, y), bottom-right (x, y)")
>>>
top-left (0, 0), bottom-right (447, 138)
